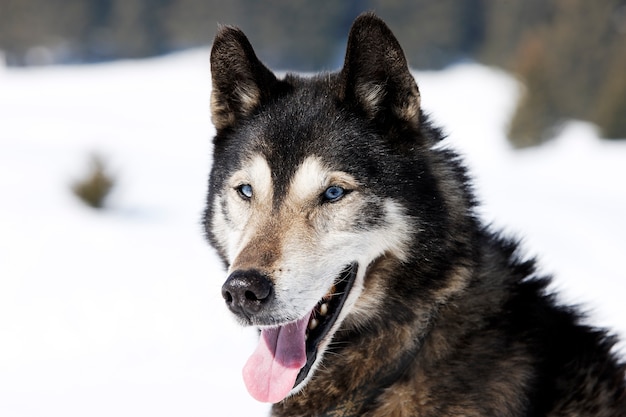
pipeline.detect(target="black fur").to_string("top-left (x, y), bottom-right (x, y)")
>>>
top-left (205, 12), bottom-right (626, 416)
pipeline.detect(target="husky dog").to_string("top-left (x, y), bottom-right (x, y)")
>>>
top-left (204, 13), bottom-right (626, 417)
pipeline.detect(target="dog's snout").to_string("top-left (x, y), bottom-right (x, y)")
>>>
top-left (222, 270), bottom-right (274, 317)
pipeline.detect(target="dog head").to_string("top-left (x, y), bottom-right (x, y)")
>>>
top-left (204, 13), bottom-right (469, 404)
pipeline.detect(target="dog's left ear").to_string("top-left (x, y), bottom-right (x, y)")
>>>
top-left (210, 25), bottom-right (278, 131)
top-left (340, 13), bottom-right (420, 129)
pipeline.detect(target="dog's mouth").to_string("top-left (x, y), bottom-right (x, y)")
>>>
top-left (242, 263), bottom-right (358, 403)
top-left (296, 263), bottom-right (358, 388)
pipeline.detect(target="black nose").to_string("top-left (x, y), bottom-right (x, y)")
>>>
top-left (221, 270), bottom-right (274, 318)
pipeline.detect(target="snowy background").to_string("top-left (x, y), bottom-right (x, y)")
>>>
top-left (0, 50), bottom-right (624, 416)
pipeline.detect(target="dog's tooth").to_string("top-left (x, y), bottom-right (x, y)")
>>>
top-left (319, 303), bottom-right (328, 316)
top-left (309, 318), bottom-right (319, 330)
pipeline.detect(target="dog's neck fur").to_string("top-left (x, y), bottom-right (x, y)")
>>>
top-left (308, 333), bottom-right (423, 417)
top-left (271, 323), bottom-right (431, 416)
top-left (270, 256), bottom-right (450, 417)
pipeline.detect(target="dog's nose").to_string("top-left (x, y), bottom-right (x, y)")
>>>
top-left (221, 270), bottom-right (274, 317)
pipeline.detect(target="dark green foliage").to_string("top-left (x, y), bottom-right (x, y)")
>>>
top-left (71, 154), bottom-right (115, 209)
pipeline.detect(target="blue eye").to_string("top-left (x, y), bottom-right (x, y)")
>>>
top-left (323, 185), bottom-right (345, 202)
top-left (237, 184), bottom-right (253, 199)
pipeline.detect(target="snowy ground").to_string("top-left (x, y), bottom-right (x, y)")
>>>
top-left (0, 50), bottom-right (624, 417)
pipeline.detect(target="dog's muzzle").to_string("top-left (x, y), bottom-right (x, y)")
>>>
top-left (221, 263), bottom-right (358, 402)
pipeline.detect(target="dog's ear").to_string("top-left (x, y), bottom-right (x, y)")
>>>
top-left (340, 13), bottom-right (420, 129)
top-left (210, 25), bottom-right (277, 131)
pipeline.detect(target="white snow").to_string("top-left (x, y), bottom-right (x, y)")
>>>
top-left (0, 51), bottom-right (624, 417)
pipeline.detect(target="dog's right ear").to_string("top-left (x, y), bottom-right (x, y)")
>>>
top-left (210, 26), bottom-right (277, 131)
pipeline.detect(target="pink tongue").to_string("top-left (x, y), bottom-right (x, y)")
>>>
top-left (242, 313), bottom-right (311, 403)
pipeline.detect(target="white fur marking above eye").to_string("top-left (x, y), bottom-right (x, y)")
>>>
top-left (229, 154), bottom-right (273, 203)
top-left (287, 156), bottom-right (360, 205)
top-left (288, 156), bottom-right (329, 203)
